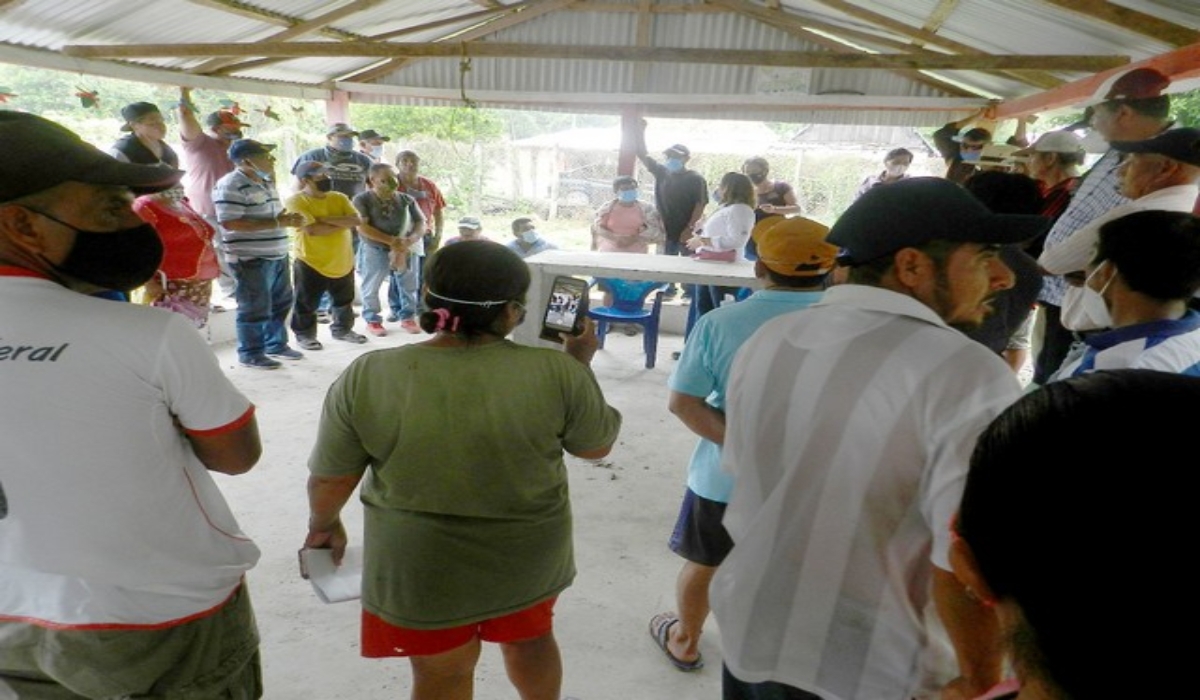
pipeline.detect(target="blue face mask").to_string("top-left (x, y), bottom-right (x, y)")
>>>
top-left (521, 230), bottom-right (539, 244)
top-left (665, 158), bottom-right (684, 173)
top-left (334, 136), bottom-right (354, 152)
top-left (960, 150), bottom-right (982, 163)
top-left (253, 167), bottom-right (273, 181)
top-left (618, 190), bottom-right (638, 203)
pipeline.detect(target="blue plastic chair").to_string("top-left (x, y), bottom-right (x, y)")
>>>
top-left (587, 278), bottom-right (670, 369)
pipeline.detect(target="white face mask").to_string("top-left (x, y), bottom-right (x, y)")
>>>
top-left (1080, 262), bottom-right (1114, 328)
top-left (1061, 260), bottom-right (1115, 333)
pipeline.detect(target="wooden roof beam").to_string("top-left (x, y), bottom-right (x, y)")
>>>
top-left (1043, 0), bottom-right (1198, 48)
top-left (337, 0), bottom-right (575, 84)
top-left (184, 0), bottom-right (363, 41)
top-left (193, 0), bottom-right (387, 74)
top-left (709, 0), bottom-right (978, 98)
top-left (63, 42), bottom-right (1128, 72)
top-left (339, 80), bottom-right (985, 112)
top-left (995, 42), bottom-right (1200, 118)
top-left (210, 2), bottom-right (530, 77)
top-left (810, 0), bottom-right (1065, 88)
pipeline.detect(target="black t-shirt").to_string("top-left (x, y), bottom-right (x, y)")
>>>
top-left (640, 155), bottom-right (708, 242)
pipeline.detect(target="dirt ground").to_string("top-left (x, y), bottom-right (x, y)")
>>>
top-left (208, 317), bottom-right (723, 700)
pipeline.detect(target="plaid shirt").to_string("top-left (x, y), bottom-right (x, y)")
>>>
top-left (1038, 150), bottom-right (1129, 306)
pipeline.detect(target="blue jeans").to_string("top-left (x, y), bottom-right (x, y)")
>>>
top-left (386, 254), bottom-right (421, 321)
top-left (231, 257), bottom-right (293, 361)
top-left (357, 243), bottom-right (391, 324)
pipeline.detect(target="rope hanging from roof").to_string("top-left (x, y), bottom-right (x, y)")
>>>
top-left (459, 42), bottom-right (477, 110)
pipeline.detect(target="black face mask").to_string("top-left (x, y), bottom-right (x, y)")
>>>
top-left (747, 173), bottom-right (767, 184)
top-left (33, 210), bottom-right (163, 291)
top-left (314, 178), bottom-right (334, 193)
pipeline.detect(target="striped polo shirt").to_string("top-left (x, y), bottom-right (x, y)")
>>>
top-left (212, 169), bottom-right (290, 260)
top-left (1050, 310), bottom-right (1200, 380)
top-left (712, 284), bottom-right (1021, 699)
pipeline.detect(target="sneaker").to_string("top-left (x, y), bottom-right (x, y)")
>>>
top-left (385, 312), bottom-right (401, 323)
top-left (334, 330), bottom-right (368, 344)
top-left (266, 346), bottom-right (304, 360)
top-left (366, 321), bottom-right (387, 337)
top-left (316, 310), bottom-right (333, 324)
top-left (296, 337), bottom-right (323, 351)
top-left (400, 319), bottom-right (421, 334)
top-left (239, 355), bottom-right (282, 370)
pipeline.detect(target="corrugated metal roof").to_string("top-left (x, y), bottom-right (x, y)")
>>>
top-left (0, 0), bottom-right (1196, 126)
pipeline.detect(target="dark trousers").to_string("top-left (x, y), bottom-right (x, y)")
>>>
top-left (1033, 302), bottom-right (1076, 385)
top-left (685, 285), bottom-right (743, 339)
top-left (723, 665), bottom-right (823, 700)
top-left (291, 259), bottom-right (356, 339)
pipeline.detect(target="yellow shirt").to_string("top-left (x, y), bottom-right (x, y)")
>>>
top-left (285, 191), bottom-right (357, 278)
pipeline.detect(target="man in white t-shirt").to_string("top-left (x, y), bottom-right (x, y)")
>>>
top-left (0, 112), bottom-right (265, 698)
top-left (712, 178), bottom-right (1046, 700)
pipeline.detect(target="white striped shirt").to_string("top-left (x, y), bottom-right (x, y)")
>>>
top-left (712, 284), bottom-right (1021, 699)
top-left (212, 169), bottom-right (290, 260)
top-left (1050, 310), bottom-right (1200, 380)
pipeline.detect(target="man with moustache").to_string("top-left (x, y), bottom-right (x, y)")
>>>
top-left (712, 178), bottom-right (1047, 700)
top-left (0, 112), bottom-right (264, 698)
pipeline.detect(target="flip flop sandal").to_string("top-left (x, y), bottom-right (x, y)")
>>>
top-left (648, 612), bottom-right (704, 671)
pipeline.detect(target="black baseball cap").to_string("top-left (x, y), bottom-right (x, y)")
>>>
top-left (829, 177), bottom-right (1048, 266)
top-left (1110, 128), bottom-right (1200, 168)
top-left (0, 112), bottom-right (182, 202)
top-left (664, 144), bottom-right (690, 159)
top-left (358, 129), bottom-right (390, 142)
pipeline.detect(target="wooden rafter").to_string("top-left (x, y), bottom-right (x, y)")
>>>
top-left (339, 79), bottom-right (984, 113)
top-left (209, 2), bottom-right (530, 77)
top-left (632, 0), bottom-right (654, 93)
top-left (1043, 0), bottom-right (1198, 47)
top-left (337, 0), bottom-right (574, 84)
top-left (183, 0), bottom-right (364, 42)
top-left (62, 41), bottom-right (1128, 72)
top-left (921, 0), bottom-right (961, 33)
top-left (809, 0), bottom-right (1065, 89)
top-left (193, 0), bottom-right (387, 75)
top-left (709, 0), bottom-right (977, 98)
top-left (565, 1), bottom-right (723, 12)
top-left (995, 42), bottom-right (1200, 118)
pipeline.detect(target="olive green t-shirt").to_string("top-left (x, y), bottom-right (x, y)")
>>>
top-left (309, 341), bottom-right (622, 628)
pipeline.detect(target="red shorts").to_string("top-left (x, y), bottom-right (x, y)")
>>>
top-left (361, 597), bottom-right (557, 657)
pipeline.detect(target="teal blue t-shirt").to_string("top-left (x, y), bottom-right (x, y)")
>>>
top-left (668, 289), bottom-right (824, 502)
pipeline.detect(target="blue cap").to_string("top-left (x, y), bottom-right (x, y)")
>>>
top-left (227, 139), bottom-right (275, 161)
